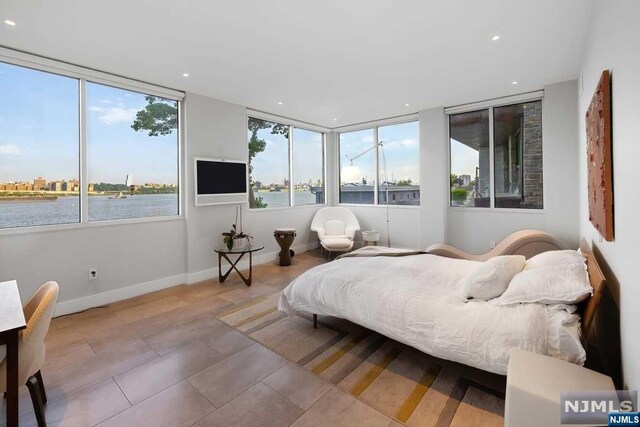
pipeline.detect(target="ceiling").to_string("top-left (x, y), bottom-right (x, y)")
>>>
top-left (0, 0), bottom-right (593, 128)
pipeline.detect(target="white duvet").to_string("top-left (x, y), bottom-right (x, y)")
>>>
top-left (278, 249), bottom-right (585, 375)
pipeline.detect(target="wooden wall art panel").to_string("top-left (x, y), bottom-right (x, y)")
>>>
top-left (586, 70), bottom-right (614, 241)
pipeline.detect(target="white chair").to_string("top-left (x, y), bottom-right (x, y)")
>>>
top-left (311, 207), bottom-right (360, 258)
top-left (1, 281), bottom-right (59, 427)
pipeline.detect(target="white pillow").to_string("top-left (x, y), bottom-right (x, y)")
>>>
top-left (460, 255), bottom-right (526, 301)
top-left (524, 250), bottom-right (585, 270)
top-left (497, 263), bottom-right (593, 305)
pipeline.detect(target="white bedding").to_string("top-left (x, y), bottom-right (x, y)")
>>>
top-left (278, 249), bottom-right (585, 375)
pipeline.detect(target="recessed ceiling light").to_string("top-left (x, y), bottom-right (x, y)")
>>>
top-left (277, 102), bottom-right (283, 105)
top-left (405, 103), bottom-right (410, 107)
top-left (492, 35), bottom-right (500, 41)
top-left (333, 118), bottom-right (338, 121)
top-left (4, 20), bottom-right (16, 26)
top-left (182, 73), bottom-right (189, 77)
top-left (512, 81), bottom-right (518, 85)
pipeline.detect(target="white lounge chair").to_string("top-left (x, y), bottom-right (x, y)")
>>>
top-left (310, 207), bottom-right (360, 258)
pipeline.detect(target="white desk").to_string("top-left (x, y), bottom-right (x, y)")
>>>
top-left (0, 280), bottom-right (26, 427)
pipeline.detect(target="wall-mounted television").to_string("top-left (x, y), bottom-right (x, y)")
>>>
top-left (194, 158), bottom-right (248, 206)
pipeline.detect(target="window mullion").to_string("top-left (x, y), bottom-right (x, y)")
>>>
top-left (79, 79), bottom-right (89, 223)
top-left (322, 133), bottom-right (327, 204)
top-left (489, 107), bottom-right (495, 209)
top-left (374, 127), bottom-right (379, 205)
top-left (289, 125), bottom-right (294, 207)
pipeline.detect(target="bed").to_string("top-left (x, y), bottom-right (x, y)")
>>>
top-left (278, 233), bottom-right (605, 375)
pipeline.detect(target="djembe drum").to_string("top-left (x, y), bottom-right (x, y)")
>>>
top-left (274, 228), bottom-right (296, 266)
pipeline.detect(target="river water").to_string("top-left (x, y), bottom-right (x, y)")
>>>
top-left (0, 191), bottom-right (319, 229)
top-left (0, 194), bottom-right (179, 229)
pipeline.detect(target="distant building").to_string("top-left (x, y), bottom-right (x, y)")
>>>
top-left (253, 181), bottom-right (262, 189)
top-left (88, 183), bottom-right (95, 192)
top-left (283, 178), bottom-right (289, 187)
top-left (49, 181), bottom-right (63, 192)
top-left (459, 174), bottom-right (471, 186)
top-left (33, 177), bottom-right (47, 190)
top-left (63, 179), bottom-right (79, 192)
top-left (16, 182), bottom-right (35, 191)
top-left (126, 174), bottom-right (134, 187)
top-left (315, 183), bottom-right (420, 205)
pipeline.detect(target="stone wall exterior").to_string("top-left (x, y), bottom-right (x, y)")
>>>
top-left (522, 101), bottom-right (543, 208)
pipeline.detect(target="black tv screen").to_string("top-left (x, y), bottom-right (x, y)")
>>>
top-left (196, 160), bottom-right (247, 194)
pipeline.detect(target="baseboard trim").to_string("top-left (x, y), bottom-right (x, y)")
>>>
top-left (54, 273), bottom-right (187, 317)
top-left (54, 242), bottom-right (319, 316)
top-left (186, 242), bottom-right (318, 285)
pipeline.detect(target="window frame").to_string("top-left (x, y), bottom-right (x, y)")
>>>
top-left (246, 111), bottom-right (328, 210)
top-left (446, 92), bottom-right (545, 213)
top-left (0, 48), bottom-right (185, 234)
top-left (336, 116), bottom-right (420, 209)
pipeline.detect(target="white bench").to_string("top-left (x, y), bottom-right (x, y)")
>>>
top-left (505, 349), bottom-right (615, 427)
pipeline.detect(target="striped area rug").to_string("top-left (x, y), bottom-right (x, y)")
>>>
top-left (217, 293), bottom-right (505, 426)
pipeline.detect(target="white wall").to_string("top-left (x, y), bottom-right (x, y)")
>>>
top-left (578, 0), bottom-right (640, 390)
top-left (420, 107), bottom-right (448, 248)
top-left (343, 206), bottom-right (421, 249)
top-left (445, 80), bottom-right (580, 253)
top-left (0, 219), bottom-right (187, 312)
top-left (184, 93), bottom-right (324, 283)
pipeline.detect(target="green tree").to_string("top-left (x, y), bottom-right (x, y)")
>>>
top-left (396, 179), bottom-right (413, 186)
top-left (247, 118), bottom-right (289, 208)
top-left (450, 174), bottom-right (459, 187)
top-left (451, 188), bottom-right (468, 203)
top-left (131, 96), bottom-right (178, 136)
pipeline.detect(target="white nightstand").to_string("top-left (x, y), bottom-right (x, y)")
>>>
top-left (505, 349), bottom-right (615, 427)
top-left (362, 230), bottom-right (380, 246)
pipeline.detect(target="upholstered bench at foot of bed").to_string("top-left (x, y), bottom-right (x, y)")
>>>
top-left (505, 349), bottom-right (614, 427)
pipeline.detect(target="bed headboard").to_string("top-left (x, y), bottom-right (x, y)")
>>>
top-left (426, 229), bottom-right (569, 261)
top-left (579, 238), bottom-right (607, 345)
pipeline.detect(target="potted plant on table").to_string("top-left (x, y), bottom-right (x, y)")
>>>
top-left (222, 224), bottom-right (252, 250)
top-left (222, 206), bottom-right (252, 250)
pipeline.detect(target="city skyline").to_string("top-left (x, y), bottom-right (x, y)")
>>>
top-left (0, 175), bottom-right (177, 188)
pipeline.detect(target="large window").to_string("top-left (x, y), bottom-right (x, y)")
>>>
top-left (378, 121), bottom-right (420, 205)
top-left (0, 59), bottom-right (181, 230)
top-left (494, 101), bottom-right (543, 209)
top-left (449, 100), bottom-right (543, 209)
top-left (339, 121), bottom-right (419, 205)
top-left (0, 62), bottom-right (80, 229)
top-left (339, 129), bottom-right (376, 204)
top-left (248, 117), bottom-right (325, 209)
top-left (292, 128), bottom-right (324, 206)
top-left (449, 110), bottom-right (490, 207)
top-left (87, 83), bottom-right (179, 221)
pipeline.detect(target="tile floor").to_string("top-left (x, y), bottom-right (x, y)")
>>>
top-left (0, 250), bottom-right (401, 426)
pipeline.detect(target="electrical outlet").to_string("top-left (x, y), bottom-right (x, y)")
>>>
top-left (489, 240), bottom-right (496, 249)
top-left (89, 269), bottom-right (98, 280)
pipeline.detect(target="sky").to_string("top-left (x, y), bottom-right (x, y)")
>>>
top-left (0, 61), bottom-right (178, 185)
top-left (450, 138), bottom-right (479, 178)
top-left (339, 121), bottom-right (419, 185)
